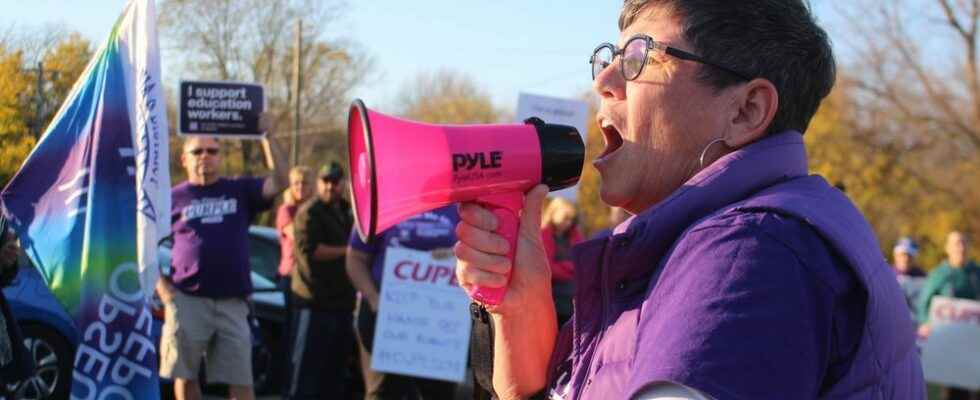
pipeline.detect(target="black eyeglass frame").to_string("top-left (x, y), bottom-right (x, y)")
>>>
top-left (188, 148), bottom-right (220, 156)
top-left (590, 34), bottom-right (751, 82)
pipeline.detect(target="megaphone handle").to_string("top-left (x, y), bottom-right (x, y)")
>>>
top-left (469, 192), bottom-right (524, 306)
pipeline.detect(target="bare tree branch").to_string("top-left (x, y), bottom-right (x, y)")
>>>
top-left (159, 0), bottom-right (370, 170)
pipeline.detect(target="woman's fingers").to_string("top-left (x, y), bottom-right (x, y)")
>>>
top-left (456, 263), bottom-right (509, 288)
top-left (454, 233), bottom-right (512, 290)
top-left (455, 218), bottom-right (510, 255)
top-left (458, 202), bottom-right (498, 231)
top-left (454, 241), bottom-right (511, 275)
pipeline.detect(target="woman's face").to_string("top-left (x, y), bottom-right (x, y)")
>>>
top-left (552, 208), bottom-right (576, 234)
top-left (592, 5), bottom-right (736, 214)
top-left (893, 249), bottom-right (913, 271)
top-left (946, 232), bottom-right (968, 267)
top-left (289, 173), bottom-right (312, 202)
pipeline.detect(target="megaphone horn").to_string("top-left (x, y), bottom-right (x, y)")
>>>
top-left (347, 99), bottom-right (584, 305)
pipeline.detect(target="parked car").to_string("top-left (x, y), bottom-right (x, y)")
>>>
top-left (2, 252), bottom-right (77, 400)
top-left (4, 226), bottom-right (287, 399)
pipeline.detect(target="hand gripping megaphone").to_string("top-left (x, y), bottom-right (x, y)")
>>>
top-left (347, 99), bottom-right (584, 305)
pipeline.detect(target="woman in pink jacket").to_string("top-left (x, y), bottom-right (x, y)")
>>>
top-left (540, 197), bottom-right (582, 325)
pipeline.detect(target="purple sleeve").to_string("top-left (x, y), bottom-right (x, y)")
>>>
top-left (627, 221), bottom-right (834, 399)
top-left (242, 177), bottom-right (272, 214)
top-left (349, 228), bottom-right (380, 255)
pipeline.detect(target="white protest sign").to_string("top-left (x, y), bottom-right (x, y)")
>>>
top-left (921, 296), bottom-right (980, 390)
top-left (371, 247), bottom-right (472, 382)
top-left (515, 92), bottom-right (589, 202)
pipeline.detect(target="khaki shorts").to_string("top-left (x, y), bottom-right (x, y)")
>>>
top-left (158, 289), bottom-right (252, 386)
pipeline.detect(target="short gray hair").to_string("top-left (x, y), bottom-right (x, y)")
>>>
top-left (619, 0), bottom-right (836, 135)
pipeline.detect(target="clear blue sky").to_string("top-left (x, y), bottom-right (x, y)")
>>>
top-left (0, 0), bottom-right (844, 114)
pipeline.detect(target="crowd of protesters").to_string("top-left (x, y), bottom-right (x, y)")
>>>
top-left (891, 232), bottom-right (980, 400)
top-left (0, 2), bottom-right (978, 398)
top-left (0, 139), bottom-right (977, 400)
top-left (0, 112), bottom-right (973, 400)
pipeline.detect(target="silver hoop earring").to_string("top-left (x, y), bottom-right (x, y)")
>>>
top-left (698, 138), bottom-right (727, 170)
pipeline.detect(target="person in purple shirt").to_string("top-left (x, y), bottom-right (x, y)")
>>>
top-left (346, 205), bottom-right (460, 399)
top-left (453, 1), bottom-right (925, 399)
top-left (157, 115), bottom-right (287, 400)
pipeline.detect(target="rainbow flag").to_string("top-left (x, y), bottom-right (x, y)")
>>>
top-left (0, 0), bottom-right (169, 398)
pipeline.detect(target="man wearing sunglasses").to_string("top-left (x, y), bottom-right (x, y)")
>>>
top-left (158, 114), bottom-right (287, 400)
top-left (455, 1), bottom-right (925, 399)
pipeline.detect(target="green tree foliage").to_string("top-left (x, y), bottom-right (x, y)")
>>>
top-left (0, 33), bottom-right (92, 188)
top-left (395, 69), bottom-right (503, 124)
top-left (0, 47), bottom-right (33, 187)
top-left (808, 77), bottom-right (973, 268)
top-left (42, 33), bottom-right (92, 107)
top-left (819, 0), bottom-right (980, 268)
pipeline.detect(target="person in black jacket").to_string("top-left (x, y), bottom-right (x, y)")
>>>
top-left (285, 163), bottom-right (357, 399)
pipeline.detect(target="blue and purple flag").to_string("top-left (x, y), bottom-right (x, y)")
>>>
top-left (1, 0), bottom-right (170, 398)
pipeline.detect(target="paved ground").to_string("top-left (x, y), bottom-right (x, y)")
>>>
top-left (202, 373), bottom-right (474, 400)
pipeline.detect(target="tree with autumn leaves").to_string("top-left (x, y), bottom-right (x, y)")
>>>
top-left (1, 32), bottom-right (93, 187)
top-left (811, 0), bottom-right (980, 268)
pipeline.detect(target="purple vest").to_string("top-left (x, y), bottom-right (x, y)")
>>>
top-left (548, 132), bottom-right (924, 399)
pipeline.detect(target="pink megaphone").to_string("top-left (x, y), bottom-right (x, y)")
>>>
top-left (347, 99), bottom-right (584, 305)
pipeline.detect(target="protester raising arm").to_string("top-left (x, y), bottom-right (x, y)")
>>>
top-left (455, 184), bottom-right (557, 399)
top-left (258, 113), bottom-right (289, 200)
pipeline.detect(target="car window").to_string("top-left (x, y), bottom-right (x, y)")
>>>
top-left (158, 247), bottom-right (172, 276)
top-left (155, 229), bottom-right (280, 284)
top-left (251, 271), bottom-right (276, 291)
top-left (248, 235), bottom-right (280, 282)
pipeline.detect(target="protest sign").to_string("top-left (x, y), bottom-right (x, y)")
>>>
top-left (179, 80), bottom-right (265, 138)
top-left (370, 247), bottom-right (472, 382)
top-left (515, 92), bottom-right (589, 202)
top-left (921, 296), bottom-right (980, 390)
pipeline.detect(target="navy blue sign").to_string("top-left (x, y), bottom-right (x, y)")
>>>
top-left (179, 81), bottom-right (265, 138)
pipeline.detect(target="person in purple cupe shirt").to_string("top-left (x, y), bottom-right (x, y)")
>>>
top-left (346, 205), bottom-right (461, 399)
top-left (453, 1), bottom-right (925, 399)
top-left (157, 114), bottom-right (287, 400)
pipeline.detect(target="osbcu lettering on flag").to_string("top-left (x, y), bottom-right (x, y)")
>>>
top-left (179, 80), bottom-right (265, 139)
top-left (1, 0), bottom-right (166, 397)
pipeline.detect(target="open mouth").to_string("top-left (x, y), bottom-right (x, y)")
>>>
top-left (597, 119), bottom-right (624, 160)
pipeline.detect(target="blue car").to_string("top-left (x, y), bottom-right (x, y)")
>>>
top-left (4, 226), bottom-right (286, 400)
top-left (3, 253), bottom-right (78, 400)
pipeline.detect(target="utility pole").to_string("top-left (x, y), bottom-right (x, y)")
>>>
top-left (291, 19), bottom-right (303, 167)
top-left (34, 61), bottom-right (46, 139)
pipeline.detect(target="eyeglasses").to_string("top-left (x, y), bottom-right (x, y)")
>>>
top-left (590, 34), bottom-right (751, 82)
top-left (188, 148), bottom-right (219, 156)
